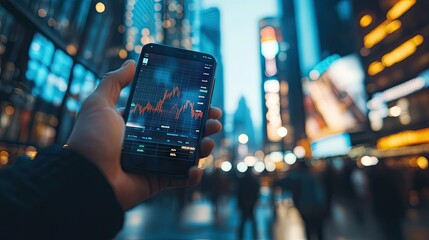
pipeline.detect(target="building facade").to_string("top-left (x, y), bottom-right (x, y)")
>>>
top-left (125, 0), bottom-right (197, 59)
top-left (0, 0), bottom-right (125, 165)
top-left (259, 17), bottom-right (293, 153)
top-left (353, 0), bottom-right (429, 157)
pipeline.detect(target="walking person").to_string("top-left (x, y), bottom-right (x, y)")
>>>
top-left (237, 168), bottom-right (260, 239)
top-left (277, 159), bottom-right (327, 240)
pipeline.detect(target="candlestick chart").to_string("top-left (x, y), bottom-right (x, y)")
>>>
top-left (131, 87), bottom-right (204, 120)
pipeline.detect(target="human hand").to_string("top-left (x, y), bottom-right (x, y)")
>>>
top-left (66, 60), bottom-right (222, 210)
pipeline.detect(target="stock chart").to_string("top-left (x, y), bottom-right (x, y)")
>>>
top-left (131, 86), bottom-right (204, 121)
top-left (123, 53), bottom-right (214, 160)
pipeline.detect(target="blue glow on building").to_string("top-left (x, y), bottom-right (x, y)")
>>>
top-left (26, 33), bottom-right (72, 106)
top-left (294, 0), bottom-right (321, 76)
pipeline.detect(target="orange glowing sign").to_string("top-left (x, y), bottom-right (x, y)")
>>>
top-left (360, 14), bottom-right (373, 28)
top-left (363, 0), bottom-right (416, 49)
top-left (376, 128), bottom-right (429, 150)
top-left (368, 35), bottom-right (424, 75)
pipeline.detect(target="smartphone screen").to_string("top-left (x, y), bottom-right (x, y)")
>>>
top-left (121, 44), bottom-right (216, 176)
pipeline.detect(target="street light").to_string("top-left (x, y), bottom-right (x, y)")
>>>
top-left (284, 152), bottom-right (297, 165)
top-left (293, 146), bottom-right (306, 159)
top-left (277, 127), bottom-right (288, 138)
top-left (220, 161), bottom-right (232, 172)
top-left (269, 151), bottom-right (283, 163)
top-left (237, 162), bottom-right (248, 173)
top-left (244, 156), bottom-right (258, 167)
top-left (238, 133), bottom-right (249, 144)
top-left (265, 161), bottom-right (276, 172)
top-left (95, 2), bottom-right (106, 13)
top-left (254, 162), bottom-right (265, 173)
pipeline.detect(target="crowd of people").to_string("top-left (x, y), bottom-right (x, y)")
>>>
top-left (193, 156), bottom-right (417, 240)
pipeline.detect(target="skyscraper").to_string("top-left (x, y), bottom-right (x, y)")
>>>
top-left (125, 0), bottom-right (162, 59)
top-left (280, 0), bottom-right (368, 151)
top-left (125, 0), bottom-right (196, 60)
top-left (259, 17), bottom-right (293, 152)
top-left (312, 0), bottom-right (356, 59)
top-left (233, 96), bottom-right (256, 151)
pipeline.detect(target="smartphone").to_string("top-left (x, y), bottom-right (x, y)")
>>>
top-left (121, 43), bottom-right (216, 177)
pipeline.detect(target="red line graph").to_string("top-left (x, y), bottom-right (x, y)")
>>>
top-left (175, 100), bottom-right (203, 120)
top-left (131, 87), bottom-right (203, 120)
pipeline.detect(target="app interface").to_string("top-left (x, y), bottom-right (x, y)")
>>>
top-left (123, 52), bottom-right (214, 161)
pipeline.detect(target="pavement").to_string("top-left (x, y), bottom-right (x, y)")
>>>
top-left (115, 191), bottom-right (429, 240)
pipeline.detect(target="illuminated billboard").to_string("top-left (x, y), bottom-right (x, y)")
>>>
top-left (311, 133), bottom-right (351, 158)
top-left (367, 69), bottom-right (429, 131)
top-left (303, 54), bottom-right (367, 141)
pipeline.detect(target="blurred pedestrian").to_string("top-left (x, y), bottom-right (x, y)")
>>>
top-left (210, 168), bottom-right (232, 225)
top-left (368, 162), bottom-right (406, 240)
top-left (237, 168), bottom-right (260, 239)
top-left (277, 159), bottom-right (326, 240)
top-left (350, 166), bottom-right (369, 224)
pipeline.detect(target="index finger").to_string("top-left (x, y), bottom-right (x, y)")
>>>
top-left (168, 167), bottom-right (203, 188)
top-left (208, 107), bottom-right (222, 119)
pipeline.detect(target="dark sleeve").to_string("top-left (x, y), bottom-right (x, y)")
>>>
top-left (0, 145), bottom-right (124, 239)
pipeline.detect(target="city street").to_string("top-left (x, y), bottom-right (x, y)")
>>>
top-left (1, 0), bottom-right (429, 239)
top-left (116, 191), bottom-right (429, 240)
top-left (116, 190), bottom-right (294, 240)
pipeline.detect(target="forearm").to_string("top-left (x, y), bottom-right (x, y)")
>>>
top-left (0, 145), bottom-right (124, 239)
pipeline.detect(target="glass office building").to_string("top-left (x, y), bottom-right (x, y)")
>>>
top-left (0, 0), bottom-right (124, 166)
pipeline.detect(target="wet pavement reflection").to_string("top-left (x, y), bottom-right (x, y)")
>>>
top-left (116, 187), bottom-right (429, 240)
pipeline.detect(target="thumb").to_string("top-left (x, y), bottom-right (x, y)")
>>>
top-left (98, 60), bottom-right (136, 105)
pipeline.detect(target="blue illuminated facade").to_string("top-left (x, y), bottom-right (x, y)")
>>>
top-left (0, 0), bottom-right (124, 163)
top-left (27, 33), bottom-right (72, 106)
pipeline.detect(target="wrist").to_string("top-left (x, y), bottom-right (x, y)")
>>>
top-left (111, 176), bottom-right (128, 210)
top-left (64, 143), bottom-right (128, 209)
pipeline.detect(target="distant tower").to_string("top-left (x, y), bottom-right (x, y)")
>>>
top-left (233, 96), bottom-right (256, 151)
